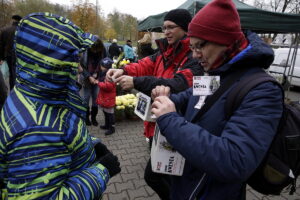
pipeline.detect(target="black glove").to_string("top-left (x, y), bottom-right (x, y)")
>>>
top-left (98, 153), bottom-right (121, 178)
top-left (94, 142), bottom-right (111, 159)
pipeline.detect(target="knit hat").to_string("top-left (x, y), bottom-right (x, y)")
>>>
top-left (164, 9), bottom-right (192, 32)
top-left (112, 39), bottom-right (117, 43)
top-left (100, 57), bottom-right (114, 69)
top-left (188, 0), bottom-right (245, 46)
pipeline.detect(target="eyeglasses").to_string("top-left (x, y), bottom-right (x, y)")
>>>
top-left (189, 40), bottom-right (208, 53)
top-left (162, 25), bottom-right (179, 32)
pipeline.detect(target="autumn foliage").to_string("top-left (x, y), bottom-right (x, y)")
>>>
top-left (70, 1), bottom-right (96, 32)
top-left (1, 0), bottom-right (139, 41)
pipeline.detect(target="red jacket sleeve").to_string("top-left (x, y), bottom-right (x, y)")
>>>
top-left (124, 54), bottom-right (157, 77)
top-left (132, 53), bottom-right (203, 96)
top-left (98, 81), bottom-right (115, 92)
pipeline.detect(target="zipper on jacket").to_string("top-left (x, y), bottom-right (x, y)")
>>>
top-left (188, 173), bottom-right (206, 200)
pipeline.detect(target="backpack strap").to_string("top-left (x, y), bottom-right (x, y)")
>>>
top-left (224, 71), bottom-right (283, 120)
top-left (191, 68), bottom-right (249, 123)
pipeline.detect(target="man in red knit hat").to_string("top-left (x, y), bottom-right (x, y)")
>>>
top-left (150, 0), bottom-right (283, 199)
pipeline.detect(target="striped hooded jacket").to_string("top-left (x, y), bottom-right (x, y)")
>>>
top-left (0, 13), bottom-right (110, 199)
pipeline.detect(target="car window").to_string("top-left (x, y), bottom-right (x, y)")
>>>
top-left (273, 48), bottom-right (300, 67)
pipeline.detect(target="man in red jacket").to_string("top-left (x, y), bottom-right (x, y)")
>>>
top-left (106, 9), bottom-right (203, 199)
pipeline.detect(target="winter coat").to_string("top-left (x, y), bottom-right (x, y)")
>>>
top-left (138, 43), bottom-right (155, 59)
top-left (0, 70), bottom-right (7, 110)
top-left (80, 50), bottom-right (106, 88)
top-left (96, 81), bottom-right (116, 108)
top-left (109, 43), bottom-right (121, 58)
top-left (124, 36), bottom-right (203, 138)
top-left (0, 21), bottom-right (19, 60)
top-left (0, 13), bottom-right (110, 200)
top-left (156, 31), bottom-right (283, 200)
top-left (124, 44), bottom-right (135, 60)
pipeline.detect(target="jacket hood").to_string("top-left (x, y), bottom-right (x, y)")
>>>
top-left (209, 31), bottom-right (274, 75)
top-left (14, 12), bottom-right (97, 117)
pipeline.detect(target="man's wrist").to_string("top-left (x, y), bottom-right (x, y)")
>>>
top-left (120, 67), bottom-right (127, 75)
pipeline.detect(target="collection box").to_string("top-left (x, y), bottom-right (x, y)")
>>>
top-left (151, 124), bottom-right (185, 176)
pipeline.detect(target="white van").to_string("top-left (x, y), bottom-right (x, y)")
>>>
top-left (268, 48), bottom-right (300, 87)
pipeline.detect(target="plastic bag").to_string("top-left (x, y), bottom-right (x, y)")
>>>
top-left (0, 61), bottom-right (9, 80)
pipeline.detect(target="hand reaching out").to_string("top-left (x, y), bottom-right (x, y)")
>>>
top-left (106, 69), bottom-right (124, 82)
top-left (115, 75), bottom-right (134, 91)
top-left (151, 96), bottom-right (176, 118)
top-left (89, 77), bottom-right (98, 84)
top-left (151, 85), bottom-right (171, 100)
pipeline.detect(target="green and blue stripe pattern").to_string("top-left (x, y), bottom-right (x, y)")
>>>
top-left (0, 13), bottom-right (110, 199)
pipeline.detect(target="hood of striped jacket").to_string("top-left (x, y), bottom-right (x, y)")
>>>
top-left (14, 12), bottom-right (97, 118)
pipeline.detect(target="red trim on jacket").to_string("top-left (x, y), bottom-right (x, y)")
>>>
top-left (124, 37), bottom-right (194, 86)
top-left (124, 37), bottom-right (197, 138)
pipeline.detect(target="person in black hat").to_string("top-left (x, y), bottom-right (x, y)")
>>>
top-left (106, 8), bottom-right (203, 199)
top-left (124, 39), bottom-right (135, 62)
top-left (0, 14), bottom-right (22, 90)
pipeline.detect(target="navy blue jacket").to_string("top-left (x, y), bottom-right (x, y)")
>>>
top-left (156, 31), bottom-right (283, 200)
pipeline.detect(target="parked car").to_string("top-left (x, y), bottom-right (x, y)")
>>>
top-left (268, 48), bottom-right (300, 87)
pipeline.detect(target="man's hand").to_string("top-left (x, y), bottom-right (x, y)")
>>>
top-left (151, 85), bottom-right (171, 100)
top-left (115, 75), bottom-right (134, 91)
top-left (89, 77), bottom-right (95, 84)
top-left (151, 96), bottom-right (176, 118)
top-left (106, 69), bottom-right (124, 82)
top-left (88, 77), bottom-right (98, 84)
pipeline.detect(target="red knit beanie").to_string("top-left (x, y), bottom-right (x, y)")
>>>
top-left (188, 0), bottom-right (245, 46)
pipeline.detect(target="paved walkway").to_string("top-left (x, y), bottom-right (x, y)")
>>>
top-left (89, 113), bottom-right (300, 200)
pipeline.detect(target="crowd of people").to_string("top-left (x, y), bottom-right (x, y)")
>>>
top-left (0, 0), bottom-right (283, 199)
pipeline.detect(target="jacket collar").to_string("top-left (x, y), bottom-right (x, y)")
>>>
top-left (208, 31), bottom-right (274, 76)
top-left (155, 35), bottom-right (191, 68)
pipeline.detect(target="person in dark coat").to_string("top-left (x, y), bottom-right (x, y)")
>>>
top-left (108, 39), bottom-right (121, 59)
top-left (0, 70), bottom-right (7, 110)
top-left (137, 33), bottom-right (155, 59)
top-left (80, 39), bottom-right (107, 126)
top-left (151, 0), bottom-right (283, 199)
top-left (0, 15), bottom-right (22, 90)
